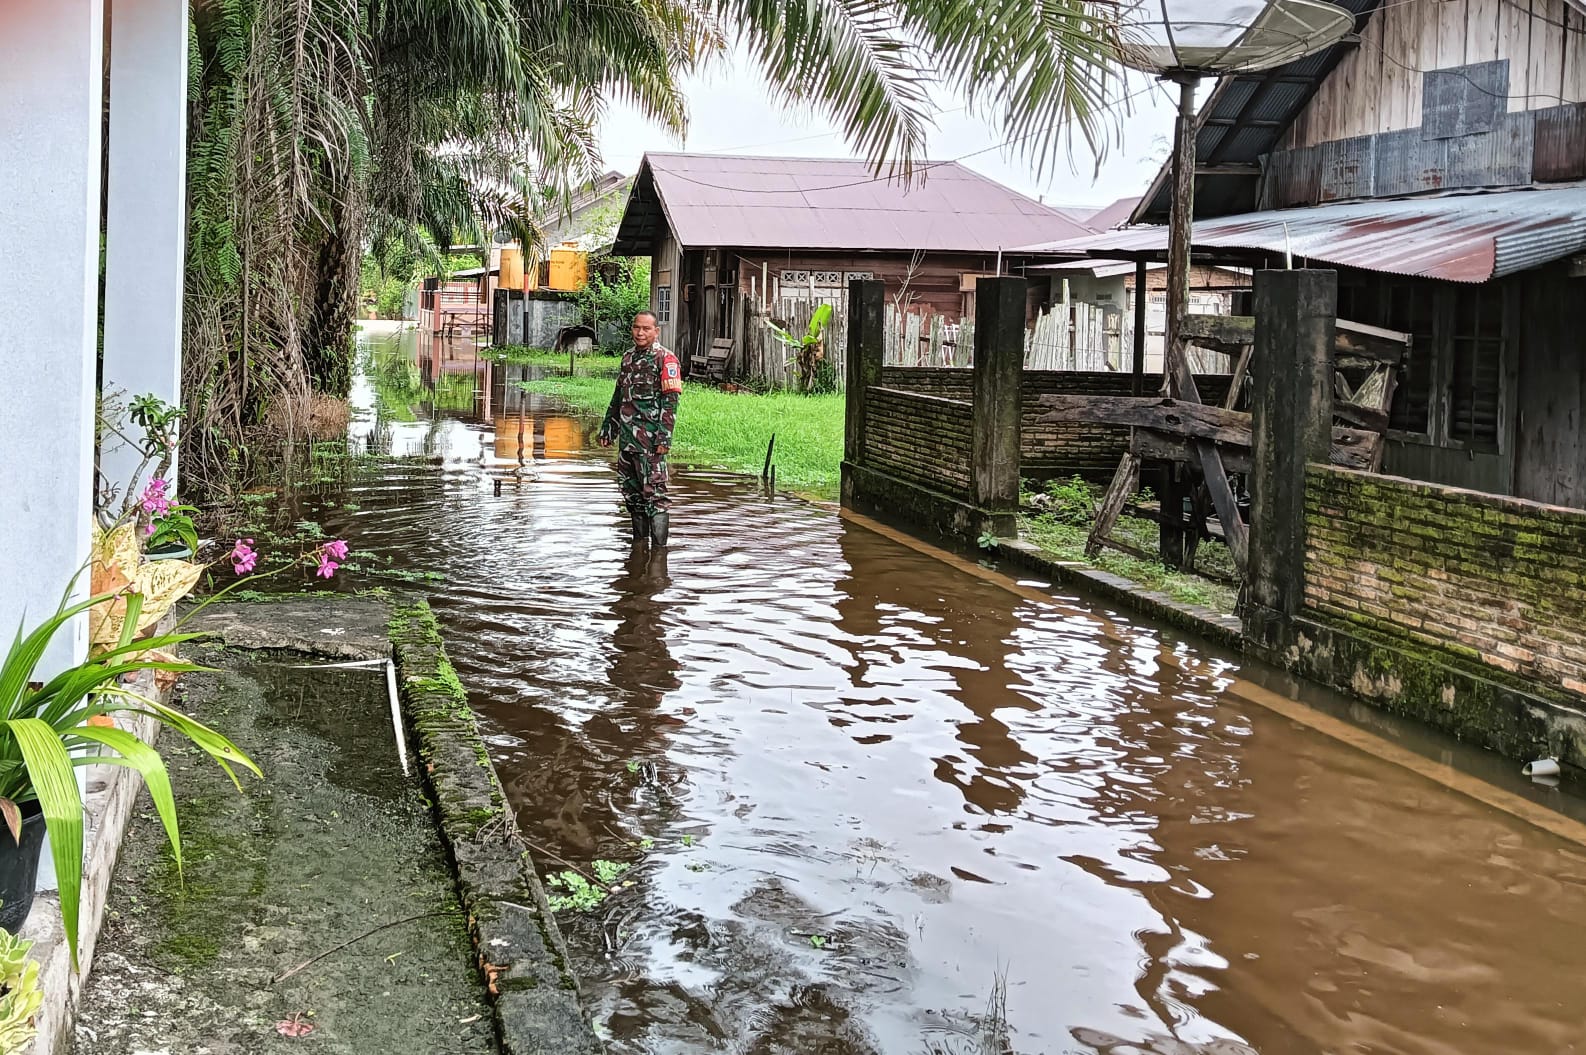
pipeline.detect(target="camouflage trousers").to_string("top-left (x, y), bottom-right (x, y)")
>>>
top-left (616, 444), bottom-right (670, 516)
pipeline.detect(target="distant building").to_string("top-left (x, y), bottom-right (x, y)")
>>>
top-left (610, 152), bottom-right (1091, 362)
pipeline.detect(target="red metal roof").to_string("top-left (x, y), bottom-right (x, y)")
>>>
top-left (1018, 186), bottom-right (1586, 283)
top-left (614, 153), bottom-right (1090, 255)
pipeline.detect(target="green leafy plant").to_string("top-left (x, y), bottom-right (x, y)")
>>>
top-left (545, 859), bottom-right (631, 912)
top-left (0, 927), bottom-right (41, 1053)
top-left (766, 304), bottom-right (835, 394)
top-left (0, 573), bottom-right (262, 967)
top-left (625, 759), bottom-right (640, 774)
top-left (808, 934), bottom-right (827, 949)
top-left (146, 504), bottom-right (201, 556)
top-left (977, 532), bottom-right (997, 550)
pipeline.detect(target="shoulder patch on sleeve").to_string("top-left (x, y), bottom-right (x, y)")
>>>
top-left (660, 352), bottom-right (683, 393)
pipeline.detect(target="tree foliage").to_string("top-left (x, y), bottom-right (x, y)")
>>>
top-left (181, 0), bottom-right (1130, 493)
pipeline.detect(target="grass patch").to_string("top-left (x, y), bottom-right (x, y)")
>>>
top-left (1020, 476), bottom-right (1240, 614)
top-left (519, 376), bottom-right (844, 500)
top-left (490, 345), bottom-right (623, 377)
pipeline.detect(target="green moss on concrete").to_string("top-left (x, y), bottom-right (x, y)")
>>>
top-left (389, 601), bottom-right (601, 1055)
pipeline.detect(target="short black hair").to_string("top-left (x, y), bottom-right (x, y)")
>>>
top-left (633, 310), bottom-right (658, 325)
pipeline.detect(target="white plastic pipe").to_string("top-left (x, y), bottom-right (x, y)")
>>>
top-left (1523, 758), bottom-right (1560, 778)
top-left (385, 659), bottom-right (410, 777)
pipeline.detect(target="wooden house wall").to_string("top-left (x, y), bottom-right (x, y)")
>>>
top-left (649, 232), bottom-right (679, 349)
top-left (1331, 262), bottom-right (1586, 506)
top-left (728, 250), bottom-right (1008, 319)
top-left (1514, 267), bottom-right (1586, 506)
top-left (1283, 0), bottom-right (1586, 149)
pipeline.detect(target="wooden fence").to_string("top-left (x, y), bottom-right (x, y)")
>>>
top-left (734, 296), bottom-right (1229, 389)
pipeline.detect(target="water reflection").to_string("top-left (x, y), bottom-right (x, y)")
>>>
top-left (303, 329), bottom-right (1586, 1055)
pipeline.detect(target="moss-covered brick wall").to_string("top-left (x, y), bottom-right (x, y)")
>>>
top-left (1306, 465), bottom-right (1586, 700)
top-left (864, 386), bottom-right (974, 500)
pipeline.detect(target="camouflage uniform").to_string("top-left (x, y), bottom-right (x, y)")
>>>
top-left (599, 343), bottom-right (682, 522)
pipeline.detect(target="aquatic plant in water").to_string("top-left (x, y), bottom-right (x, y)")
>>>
top-left (545, 860), bottom-right (632, 913)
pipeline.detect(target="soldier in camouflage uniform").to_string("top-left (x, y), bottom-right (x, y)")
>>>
top-left (599, 311), bottom-right (683, 546)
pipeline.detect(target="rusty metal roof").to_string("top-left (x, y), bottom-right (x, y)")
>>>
top-left (611, 152), bottom-right (1090, 255)
top-left (1020, 186), bottom-right (1586, 283)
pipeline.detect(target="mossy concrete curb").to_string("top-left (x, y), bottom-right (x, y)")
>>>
top-left (992, 538), bottom-right (1244, 649)
top-left (389, 602), bottom-right (601, 1055)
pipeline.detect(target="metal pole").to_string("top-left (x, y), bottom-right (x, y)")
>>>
top-left (1164, 72), bottom-right (1200, 396)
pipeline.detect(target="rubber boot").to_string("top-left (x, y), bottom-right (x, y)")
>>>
top-left (629, 509), bottom-right (648, 544)
top-left (649, 511), bottom-right (670, 547)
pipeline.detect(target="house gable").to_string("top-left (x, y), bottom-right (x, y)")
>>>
top-left (1135, 0), bottom-right (1586, 222)
top-left (1284, 0), bottom-right (1586, 149)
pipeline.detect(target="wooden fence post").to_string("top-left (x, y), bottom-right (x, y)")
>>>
top-left (1248, 269), bottom-right (1336, 627)
top-left (842, 280), bottom-right (887, 505)
top-left (971, 277), bottom-right (1025, 536)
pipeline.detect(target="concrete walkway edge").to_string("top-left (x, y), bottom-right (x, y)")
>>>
top-left (390, 601), bottom-right (602, 1055)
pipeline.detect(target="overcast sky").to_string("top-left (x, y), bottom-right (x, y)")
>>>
top-left (595, 51), bottom-right (1184, 211)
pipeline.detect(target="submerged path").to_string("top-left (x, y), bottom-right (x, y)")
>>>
top-left (76, 602), bottom-right (497, 1055)
top-left (305, 331), bottom-right (1586, 1053)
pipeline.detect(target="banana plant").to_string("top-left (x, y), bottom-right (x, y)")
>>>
top-left (766, 303), bottom-right (835, 393)
top-left (0, 573), bottom-right (260, 967)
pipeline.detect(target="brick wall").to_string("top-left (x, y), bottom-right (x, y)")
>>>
top-left (1306, 465), bottom-right (1586, 698)
top-left (880, 366), bottom-right (971, 400)
top-left (878, 366), bottom-right (1238, 478)
top-left (864, 387), bottom-right (973, 498)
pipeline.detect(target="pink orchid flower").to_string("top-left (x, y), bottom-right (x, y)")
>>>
top-left (321, 539), bottom-right (349, 562)
top-left (230, 538), bottom-right (258, 576)
top-left (315, 555), bottom-right (339, 579)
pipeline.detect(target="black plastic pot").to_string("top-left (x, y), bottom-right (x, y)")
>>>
top-left (0, 804), bottom-right (48, 932)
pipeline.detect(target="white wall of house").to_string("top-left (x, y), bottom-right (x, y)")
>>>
top-left (0, 0), bottom-right (107, 674)
top-left (102, 0), bottom-right (190, 494)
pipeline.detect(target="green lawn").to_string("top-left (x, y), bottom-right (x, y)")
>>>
top-left (1019, 477), bottom-right (1240, 614)
top-left (518, 375), bottom-right (844, 500)
top-left (490, 346), bottom-right (623, 376)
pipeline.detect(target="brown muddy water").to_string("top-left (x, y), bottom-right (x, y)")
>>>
top-left (304, 331), bottom-right (1586, 1054)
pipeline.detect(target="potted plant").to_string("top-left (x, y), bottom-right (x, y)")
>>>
top-left (0, 575), bottom-right (261, 967)
top-left (0, 927), bottom-right (42, 1053)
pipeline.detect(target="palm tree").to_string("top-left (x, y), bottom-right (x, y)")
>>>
top-left (180, 0), bottom-right (1126, 492)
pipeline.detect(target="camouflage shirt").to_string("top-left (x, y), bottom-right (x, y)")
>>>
top-left (599, 344), bottom-right (682, 452)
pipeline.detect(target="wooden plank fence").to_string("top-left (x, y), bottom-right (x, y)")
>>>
top-left (733, 296), bottom-right (1229, 389)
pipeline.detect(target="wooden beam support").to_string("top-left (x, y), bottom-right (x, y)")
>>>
top-left (1334, 318), bottom-right (1411, 366)
top-left (1038, 394), bottom-right (1253, 445)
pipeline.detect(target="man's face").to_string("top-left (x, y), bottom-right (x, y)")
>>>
top-left (632, 315), bottom-right (658, 349)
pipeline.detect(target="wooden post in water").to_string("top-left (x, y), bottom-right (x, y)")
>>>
top-left (971, 277), bottom-right (1025, 538)
top-left (1247, 269), bottom-right (1336, 628)
top-left (841, 279), bottom-right (886, 509)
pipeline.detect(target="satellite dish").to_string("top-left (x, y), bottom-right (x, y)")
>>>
top-left (1113, 0), bottom-right (1357, 75)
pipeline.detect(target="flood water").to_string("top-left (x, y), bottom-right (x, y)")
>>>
top-left (303, 329), bottom-right (1586, 1054)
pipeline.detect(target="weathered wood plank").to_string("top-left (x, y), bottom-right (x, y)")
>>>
top-left (1086, 451), bottom-right (1141, 558)
top-left (1128, 427), bottom-right (1378, 472)
top-left (1038, 394), bottom-right (1254, 445)
top-left (1335, 318), bottom-right (1411, 365)
top-left (1224, 342), bottom-right (1254, 411)
top-left (1180, 314), bottom-right (1254, 349)
top-left (1131, 431), bottom-right (1253, 473)
top-left (1332, 400), bottom-right (1391, 433)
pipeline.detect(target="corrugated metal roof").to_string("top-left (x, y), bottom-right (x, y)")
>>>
top-left (1021, 186), bottom-right (1586, 283)
top-left (611, 152), bottom-right (1090, 255)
